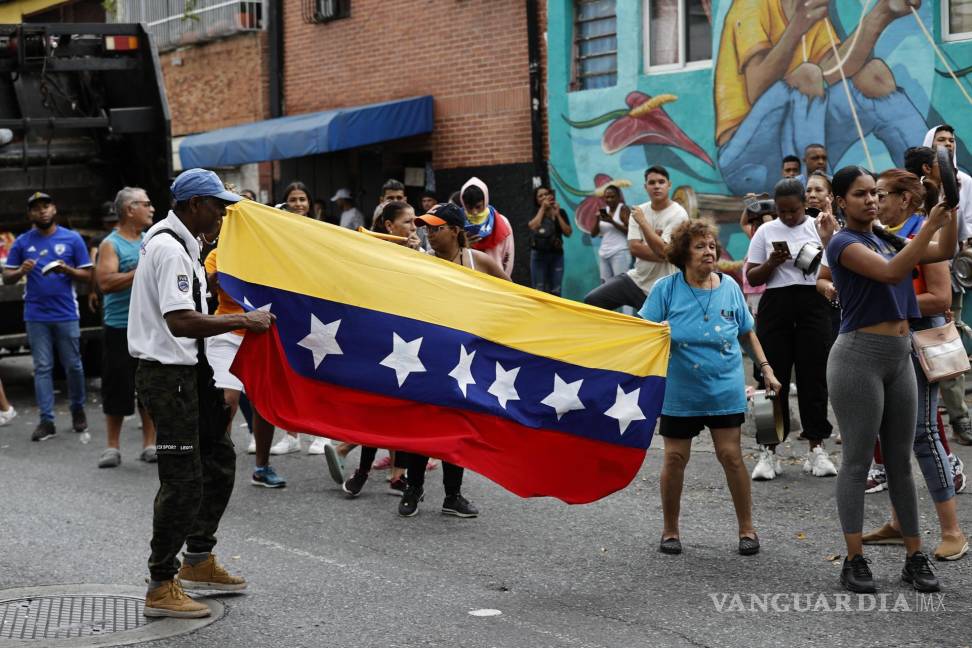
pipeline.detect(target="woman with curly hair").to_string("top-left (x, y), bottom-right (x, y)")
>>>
top-left (640, 219), bottom-right (780, 556)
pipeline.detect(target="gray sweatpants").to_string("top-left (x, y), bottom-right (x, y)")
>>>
top-left (828, 331), bottom-right (919, 537)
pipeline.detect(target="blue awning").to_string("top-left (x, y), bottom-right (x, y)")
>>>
top-left (179, 95), bottom-right (433, 168)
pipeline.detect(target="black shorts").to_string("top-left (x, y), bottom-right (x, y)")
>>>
top-left (102, 326), bottom-right (138, 416)
top-left (659, 413), bottom-right (746, 439)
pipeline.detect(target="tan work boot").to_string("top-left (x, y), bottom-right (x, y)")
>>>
top-left (861, 522), bottom-right (904, 545)
top-left (177, 553), bottom-right (247, 591)
top-left (144, 580), bottom-right (210, 618)
top-left (933, 532), bottom-right (969, 561)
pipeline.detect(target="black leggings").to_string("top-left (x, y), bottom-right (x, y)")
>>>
top-left (400, 452), bottom-right (464, 495)
top-left (756, 285), bottom-right (834, 441)
top-left (358, 446), bottom-right (378, 472)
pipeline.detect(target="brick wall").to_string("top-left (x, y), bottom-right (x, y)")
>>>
top-left (160, 31), bottom-right (270, 137)
top-left (282, 0), bottom-right (538, 171)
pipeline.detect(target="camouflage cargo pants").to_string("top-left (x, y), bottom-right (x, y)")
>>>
top-left (135, 360), bottom-right (236, 582)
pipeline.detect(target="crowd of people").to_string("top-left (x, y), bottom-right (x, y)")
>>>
top-left (3, 122), bottom-right (972, 616)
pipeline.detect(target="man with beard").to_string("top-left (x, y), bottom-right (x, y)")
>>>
top-left (3, 192), bottom-right (92, 441)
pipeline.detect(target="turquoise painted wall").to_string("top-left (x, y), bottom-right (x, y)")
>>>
top-left (549, 0), bottom-right (972, 300)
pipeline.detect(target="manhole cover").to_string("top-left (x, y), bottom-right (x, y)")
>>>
top-left (0, 585), bottom-right (223, 648)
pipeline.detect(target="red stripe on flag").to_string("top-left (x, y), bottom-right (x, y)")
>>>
top-left (232, 327), bottom-right (648, 504)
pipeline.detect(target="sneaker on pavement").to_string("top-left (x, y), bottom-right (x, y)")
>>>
top-left (342, 469), bottom-right (368, 497)
top-left (324, 442), bottom-right (345, 485)
top-left (98, 448), bottom-right (122, 468)
top-left (862, 522), bottom-right (904, 545)
top-left (307, 436), bottom-right (329, 455)
top-left (246, 436), bottom-right (256, 454)
top-left (71, 408), bottom-right (88, 433)
top-left (840, 555), bottom-right (876, 593)
top-left (803, 446), bottom-right (838, 477)
top-left (865, 464), bottom-right (888, 494)
top-left (398, 484), bottom-right (424, 517)
top-left (252, 465), bottom-right (287, 488)
top-left (31, 420), bottom-right (56, 442)
top-left (751, 447), bottom-right (776, 481)
top-left (269, 434), bottom-right (300, 455)
top-left (949, 453), bottom-right (966, 494)
top-left (901, 551), bottom-right (940, 592)
top-left (388, 475), bottom-right (407, 496)
top-left (933, 532), bottom-right (969, 561)
top-left (951, 417), bottom-right (972, 446)
top-left (143, 580), bottom-right (210, 618)
top-left (0, 406), bottom-right (16, 426)
top-left (177, 553), bottom-right (247, 591)
top-left (140, 446), bottom-right (158, 463)
top-left (441, 493), bottom-right (479, 518)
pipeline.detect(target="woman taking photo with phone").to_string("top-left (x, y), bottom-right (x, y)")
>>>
top-left (745, 178), bottom-right (837, 481)
top-left (827, 165), bottom-right (957, 594)
top-left (590, 185), bottom-right (630, 292)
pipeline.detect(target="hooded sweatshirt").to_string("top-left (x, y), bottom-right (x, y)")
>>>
top-left (923, 125), bottom-right (972, 241)
top-left (460, 177), bottom-right (515, 276)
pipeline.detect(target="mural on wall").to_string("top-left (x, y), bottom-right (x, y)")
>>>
top-left (549, 0), bottom-right (972, 300)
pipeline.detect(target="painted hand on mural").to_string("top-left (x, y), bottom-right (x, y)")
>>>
top-left (563, 92), bottom-right (713, 167)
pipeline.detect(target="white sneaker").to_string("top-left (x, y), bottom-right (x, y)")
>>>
top-left (269, 435), bottom-right (300, 455)
top-left (752, 447), bottom-right (777, 481)
top-left (0, 407), bottom-right (16, 426)
top-left (246, 436), bottom-right (256, 454)
top-left (804, 446), bottom-right (838, 477)
top-left (307, 437), bottom-right (329, 455)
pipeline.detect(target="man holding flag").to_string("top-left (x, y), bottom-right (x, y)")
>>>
top-left (129, 169), bottom-right (273, 618)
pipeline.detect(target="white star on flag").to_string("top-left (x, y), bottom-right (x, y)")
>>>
top-left (449, 345), bottom-right (477, 397)
top-left (540, 374), bottom-right (585, 420)
top-left (242, 296), bottom-right (273, 312)
top-left (380, 333), bottom-right (426, 387)
top-left (297, 315), bottom-right (343, 369)
top-left (488, 362), bottom-right (520, 409)
top-left (604, 385), bottom-right (646, 435)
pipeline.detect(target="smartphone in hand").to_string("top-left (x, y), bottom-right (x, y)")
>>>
top-left (771, 241), bottom-right (792, 258)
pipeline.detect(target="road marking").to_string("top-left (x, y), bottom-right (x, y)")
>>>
top-left (468, 608), bottom-right (502, 617)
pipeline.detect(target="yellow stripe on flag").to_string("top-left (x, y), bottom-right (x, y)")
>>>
top-left (218, 201), bottom-right (669, 377)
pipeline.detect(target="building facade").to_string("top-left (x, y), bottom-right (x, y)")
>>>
top-left (548, 0), bottom-right (972, 300)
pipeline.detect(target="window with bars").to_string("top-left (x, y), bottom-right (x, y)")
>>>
top-left (944, 0), bottom-right (972, 41)
top-left (572, 0), bottom-right (617, 91)
top-left (644, 0), bottom-right (712, 71)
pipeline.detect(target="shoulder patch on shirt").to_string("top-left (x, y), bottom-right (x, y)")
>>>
top-left (177, 274), bottom-right (190, 292)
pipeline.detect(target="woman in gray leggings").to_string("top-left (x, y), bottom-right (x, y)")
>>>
top-left (826, 166), bottom-right (957, 594)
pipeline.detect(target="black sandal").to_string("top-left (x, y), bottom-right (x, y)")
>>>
top-left (659, 537), bottom-right (682, 555)
top-left (738, 534), bottom-right (760, 556)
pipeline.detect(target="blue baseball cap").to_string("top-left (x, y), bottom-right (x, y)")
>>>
top-left (170, 168), bottom-right (243, 203)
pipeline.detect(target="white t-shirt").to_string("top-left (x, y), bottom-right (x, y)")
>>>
top-left (340, 207), bottom-right (364, 230)
top-left (597, 203), bottom-right (629, 258)
top-left (746, 216), bottom-right (822, 288)
top-left (128, 212), bottom-right (208, 366)
top-left (626, 201), bottom-right (688, 292)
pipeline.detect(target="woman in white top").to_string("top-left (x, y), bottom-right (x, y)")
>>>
top-left (590, 185), bottom-right (631, 284)
top-left (745, 178), bottom-right (837, 481)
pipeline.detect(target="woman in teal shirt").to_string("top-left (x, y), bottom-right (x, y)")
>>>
top-left (641, 219), bottom-right (780, 556)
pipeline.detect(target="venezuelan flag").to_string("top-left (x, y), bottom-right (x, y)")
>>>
top-left (219, 201), bottom-right (669, 504)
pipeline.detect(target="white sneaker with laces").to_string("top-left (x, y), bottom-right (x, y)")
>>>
top-left (752, 447), bottom-right (776, 481)
top-left (307, 437), bottom-right (329, 455)
top-left (804, 446), bottom-right (838, 477)
top-left (0, 407), bottom-right (16, 426)
top-left (269, 434), bottom-right (300, 455)
top-left (246, 436), bottom-right (256, 454)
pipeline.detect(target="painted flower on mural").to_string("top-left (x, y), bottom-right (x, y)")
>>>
top-left (564, 92), bottom-right (714, 167)
top-left (549, 168), bottom-right (633, 235)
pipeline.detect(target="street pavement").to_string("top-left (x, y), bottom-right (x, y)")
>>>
top-left (1, 356), bottom-right (971, 648)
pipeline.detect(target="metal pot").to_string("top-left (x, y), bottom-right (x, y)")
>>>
top-left (793, 241), bottom-right (823, 275)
